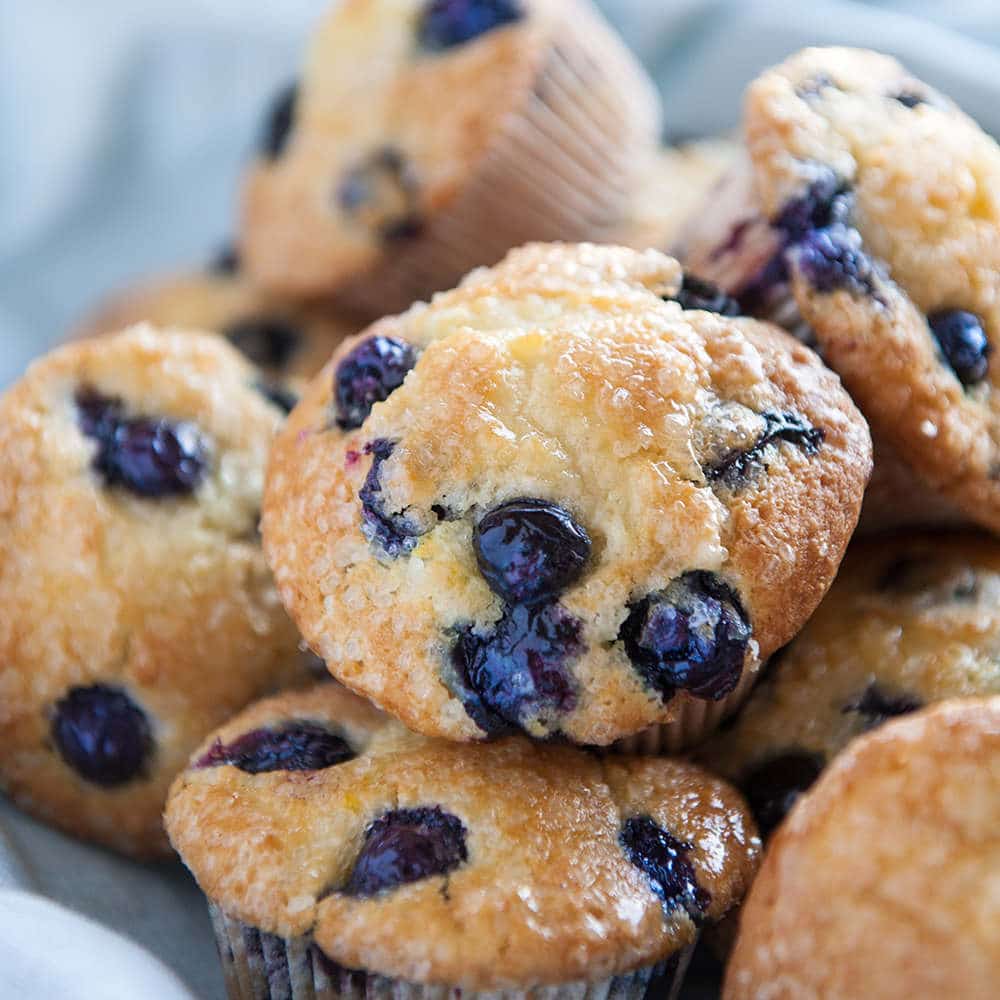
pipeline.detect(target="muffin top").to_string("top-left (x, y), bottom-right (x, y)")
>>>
top-left (263, 243), bottom-right (871, 745)
top-left (74, 267), bottom-right (361, 400)
top-left (725, 697), bottom-right (1000, 999)
top-left (167, 683), bottom-right (760, 989)
top-left (240, 0), bottom-right (659, 301)
top-left (701, 532), bottom-right (1000, 836)
top-left (0, 327), bottom-right (301, 856)
top-left (743, 47), bottom-right (1000, 530)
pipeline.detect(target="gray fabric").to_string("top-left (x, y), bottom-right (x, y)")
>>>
top-left (0, 2), bottom-right (997, 997)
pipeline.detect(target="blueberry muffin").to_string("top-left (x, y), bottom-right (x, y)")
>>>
top-left (725, 697), bottom-right (1000, 999)
top-left (263, 243), bottom-right (872, 749)
top-left (0, 328), bottom-right (303, 857)
top-left (240, 0), bottom-right (661, 314)
top-left (166, 682), bottom-right (761, 999)
top-left (74, 266), bottom-right (363, 410)
top-left (700, 532), bottom-right (1000, 839)
top-left (680, 47), bottom-right (1000, 533)
top-left (614, 138), bottom-right (739, 253)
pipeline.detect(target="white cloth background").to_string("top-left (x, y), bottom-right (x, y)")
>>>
top-left (1, 2), bottom-right (999, 997)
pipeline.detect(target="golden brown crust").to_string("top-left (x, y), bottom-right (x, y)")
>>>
top-left (0, 327), bottom-right (303, 857)
top-left (725, 698), bottom-right (1000, 1000)
top-left (263, 244), bottom-right (871, 744)
top-left (72, 270), bottom-right (362, 384)
top-left (701, 533), bottom-right (1000, 786)
top-left (240, 0), bottom-right (661, 311)
top-left (167, 683), bottom-right (760, 989)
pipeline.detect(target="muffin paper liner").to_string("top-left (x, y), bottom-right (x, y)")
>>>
top-left (209, 905), bottom-right (695, 1000)
top-left (610, 659), bottom-right (759, 755)
top-left (336, 1), bottom-right (661, 315)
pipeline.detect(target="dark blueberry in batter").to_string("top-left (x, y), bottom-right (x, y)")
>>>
top-left (620, 572), bottom-right (750, 702)
top-left (259, 81), bottom-right (298, 159)
top-left (254, 380), bottom-right (299, 414)
top-left (774, 171), bottom-right (852, 240)
top-left (740, 750), bottom-right (824, 836)
top-left (196, 722), bottom-right (355, 773)
top-left (620, 815), bottom-right (710, 921)
top-left (796, 73), bottom-right (838, 101)
top-left (451, 602), bottom-right (581, 732)
top-left (210, 243), bottom-right (240, 275)
top-left (928, 310), bottom-right (990, 386)
top-left (669, 274), bottom-right (741, 317)
top-left (223, 317), bottom-right (301, 370)
top-left (474, 499), bottom-right (590, 605)
top-left (417, 0), bottom-right (523, 51)
top-left (334, 335), bottom-right (417, 430)
top-left (842, 682), bottom-right (923, 730)
top-left (359, 439), bottom-right (424, 558)
top-left (337, 147), bottom-right (423, 242)
top-left (704, 410), bottom-right (824, 490)
top-left (893, 91), bottom-right (927, 109)
top-left (792, 225), bottom-right (877, 296)
top-left (51, 684), bottom-right (152, 787)
top-left (344, 807), bottom-right (467, 896)
top-left (76, 389), bottom-right (207, 498)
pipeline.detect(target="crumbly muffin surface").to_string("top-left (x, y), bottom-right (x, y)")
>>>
top-left (264, 243), bottom-right (871, 744)
top-left (167, 683), bottom-right (760, 989)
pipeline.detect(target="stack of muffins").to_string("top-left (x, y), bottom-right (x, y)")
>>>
top-left (3, 3), bottom-right (1000, 998)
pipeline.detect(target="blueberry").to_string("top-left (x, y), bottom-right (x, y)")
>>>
top-left (334, 336), bottom-right (417, 430)
top-left (620, 816), bottom-right (710, 922)
top-left (474, 499), bottom-right (590, 605)
top-left (669, 274), bottom-right (741, 317)
top-left (791, 225), bottom-right (877, 297)
top-left (51, 685), bottom-right (152, 787)
top-left (893, 91), bottom-right (927, 109)
top-left (774, 171), bottom-right (852, 240)
top-left (337, 148), bottom-right (423, 242)
top-left (740, 750), bottom-right (824, 836)
top-left (259, 81), bottom-right (298, 159)
top-left (196, 722), bottom-right (354, 773)
top-left (417, 0), bottom-right (523, 51)
top-left (928, 310), bottom-right (990, 386)
top-left (620, 572), bottom-right (750, 702)
top-left (796, 74), bottom-right (838, 101)
top-left (704, 410), bottom-right (824, 489)
top-left (842, 683), bottom-right (923, 730)
top-left (358, 439), bottom-right (425, 558)
top-left (76, 389), bottom-right (207, 498)
top-left (735, 251), bottom-right (791, 317)
top-left (450, 602), bottom-right (581, 733)
top-left (344, 807), bottom-right (467, 896)
top-left (254, 380), bottom-right (299, 414)
top-left (210, 243), bottom-right (240, 275)
top-left (223, 317), bottom-right (301, 370)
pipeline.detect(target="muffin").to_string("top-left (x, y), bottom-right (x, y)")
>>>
top-left (263, 243), bottom-right (872, 749)
top-left (0, 327), bottom-right (302, 857)
top-left (725, 697), bottom-right (1000, 999)
top-left (240, 0), bottom-right (662, 313)
top-left (679, 47), bottom-right (1000, 533)
top-left (73, 266), bottom-right (363, 409)
top-left (614, 138), bottom-right (739, 253)
top-left (701, 532), bottom-right (1000, 838)
top-left (166, 683), bottom-right (761, 1000)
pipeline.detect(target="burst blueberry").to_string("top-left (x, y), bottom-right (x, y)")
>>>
top-left (344, 807), bottom-right (467, 896)
top-left (259, 81), bottom-right (298, 159)
top-left (740, 750), bottom-right (824, 836)
top-left (669, 274), bottom-right (741, 316)
top-left (792, 225), bottom-right (876, 297)
top-left (417, 0), bottom-right (523, 52)
top-left (196, 722), bottom-right (355, 773)
top-left (620, 572), bottom-right (750, 702)
top-left (843, 683), bottom-right (923, 730)
top-left (337, 148), bottom-right (423, 242)
top-left (474, 499), bottom-right (590, 605)
top-left (358, 439), bottom-right (424, 558)
top-left (620, 815), bottom-right (710, 921)
top-left (51, 685), bottom-right (152, 787)
top-left (774, 171), bottom-right (852, 240)
top-left (928, 310), bottom-right (990, 386)
top-left (334, 336), bottom-right (417, 430)
top-left (223, 316), bottom-right (301, 370)
top-left (76, 389), bottom-right (207, 498)
top-left (451, 602), bottom-right (581, 733)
